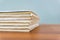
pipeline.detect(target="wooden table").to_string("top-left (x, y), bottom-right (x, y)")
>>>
top-left (0, 24), bottom-right (60, 40)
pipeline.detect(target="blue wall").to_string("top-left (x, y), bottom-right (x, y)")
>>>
top-left (0, 0), bottom-right (60, 24)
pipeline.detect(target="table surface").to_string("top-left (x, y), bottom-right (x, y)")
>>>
top-left (0, 24), bottom-right (60, 40)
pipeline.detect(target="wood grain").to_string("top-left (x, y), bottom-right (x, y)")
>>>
top-left (0, 24), bottom-right (60, 40)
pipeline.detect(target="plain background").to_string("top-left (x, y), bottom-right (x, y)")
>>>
top-left (0, 0), bottom-right (60, 24)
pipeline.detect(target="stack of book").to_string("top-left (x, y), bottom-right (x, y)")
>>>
top-left (0, 10), bottom-right (39, 32)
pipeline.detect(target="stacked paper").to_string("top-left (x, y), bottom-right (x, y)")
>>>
top-left (0, 11), bottom-right (39, 32)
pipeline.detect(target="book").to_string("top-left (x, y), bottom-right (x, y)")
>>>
top-left (0, 10), bottom-right (39, 32)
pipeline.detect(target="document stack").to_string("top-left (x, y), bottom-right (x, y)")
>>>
top-left (0, 10), bottom-right (39, 32)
